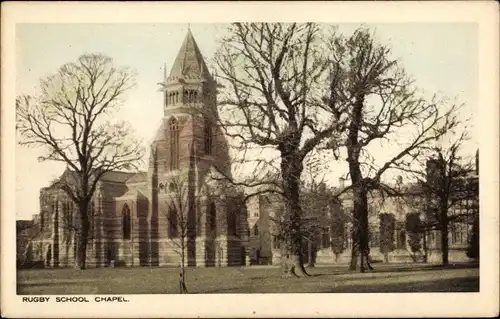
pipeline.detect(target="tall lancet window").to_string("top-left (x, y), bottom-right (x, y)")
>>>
top-left (89, 201), bottom-right (95, 239)
top-left (122, 204), bottom-right (131, 240)
top-left (169, 117), bottom-right (180, 170)
top-left (208, 202), bottom-right (217, 237)
top-left (204, 117), bottom-right (212, 155)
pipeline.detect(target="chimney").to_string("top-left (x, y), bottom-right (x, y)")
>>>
top-left (338, 177), bottom-right (345, 189)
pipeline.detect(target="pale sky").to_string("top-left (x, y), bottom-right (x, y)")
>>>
top-left (15, 23), bottom-right (478, 220)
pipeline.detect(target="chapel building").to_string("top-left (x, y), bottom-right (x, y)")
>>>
top-left (22, 30), bottom-right (248, 268)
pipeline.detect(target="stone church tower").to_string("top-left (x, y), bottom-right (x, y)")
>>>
top-left (147, 29), bottom-right (245, 267)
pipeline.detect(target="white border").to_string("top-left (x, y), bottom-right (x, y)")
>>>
top-left (2, 1), bottom-right (499, 318)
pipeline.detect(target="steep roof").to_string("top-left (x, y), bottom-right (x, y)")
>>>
top-left (168, 29), bottom-right (212, 80)
top-left (126, 171), bottom-right (148, 184)
top-left (50, 168), bottom-right (136, 187)
top-left (100, 171), bottom-right (136, 183)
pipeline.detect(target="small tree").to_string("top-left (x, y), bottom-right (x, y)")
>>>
top-left (164, 176), bottom-right (192, 293)
top-left (379, 213), bottom-right (395, 263)
top-left (405, 212), bottom-right (423, 261)
top-left (330, 217), bottom-right (346, 263)
top-left (16, 53), bottom-right (144, 269)
top-left (404, 132), bottom-right (478, 266)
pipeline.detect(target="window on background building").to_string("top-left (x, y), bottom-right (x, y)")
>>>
top-left (204, 118), bottom-right (212, 155)
top-left (232, 211), bottom-right (239, 237)
top-left (273, 235), bottom-right (281, 250)
top-left (122, 204), bottom-right (131, 240)
top-left (169, 117), bottom-right (180, 170)
top-left (254, 225), bottom-right (259, 236)
top-left (70, 202), bottom-right (74, 228)
top-left (253, 210), bottom-right (259, 218)
top-left (321, 227), bottom-right (330, 249)
top-left (89, 202), bottom-right (95, 239)
top-left (397, 230), bottom-right (406, 249)
top-left (345, 224), bottom-right (351, 249)
top-left (370, 231), bottom-right (380, 248)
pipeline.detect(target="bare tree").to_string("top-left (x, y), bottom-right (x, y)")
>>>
top-left (16, 53), bottom-right (145, 269)
top-left (322, 27), bottom-right (463, 272)
top-left (403, 132), bottom-right (478, 265)
top-left (163, 176), bottom-right (194, 293)
top-left (213, 23), bottom-right (345, 277)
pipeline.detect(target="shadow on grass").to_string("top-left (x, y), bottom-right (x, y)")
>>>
top-left (204, 276), bottom-right (479, 294)
top-left (306, 262), bottom-right (479, 278)
top-left (324, 276), bottom-right (479, 293)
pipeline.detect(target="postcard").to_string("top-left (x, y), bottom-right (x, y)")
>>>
top-left (1, 1), bottom-right (499, 318)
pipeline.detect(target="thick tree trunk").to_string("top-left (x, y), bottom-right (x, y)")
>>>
top-left (75, 201), bottom-right (90, 270)
top-left (348, 183), bottom-right (370, 273)
top-left (440, 218), bottom-right (449, 266)
top-left (349, 238), bottom-right (359, 270)
top-left (279, 149), bottom-right (309, 278)
top-left (346, 94), bottom-right (371, 273)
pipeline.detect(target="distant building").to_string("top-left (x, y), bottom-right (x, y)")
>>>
top-left (247, 159), bottom-right (479, 265)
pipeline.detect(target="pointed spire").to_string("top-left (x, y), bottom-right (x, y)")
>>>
top-left (168, 29), bottom-right (212, 80)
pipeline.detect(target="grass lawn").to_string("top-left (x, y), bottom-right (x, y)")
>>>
top-left (17, 262), bottom-right (479, 294)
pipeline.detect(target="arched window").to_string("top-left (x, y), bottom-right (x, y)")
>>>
top-left (168, 205), bottom-right (178, 238)
top-left (232, 211), bottom-right (239, 237)
top-left (193, 91), bottom-right (198, 103)
top-left (204, 118), bottom-right (212, 155)
top-left (321, 227), bottom-right (330, 248)
top-left (89, 201), bottom-right (95, 239)
top-left (184, 90), bottom-right (188, 103)
top-left (208, 202), bottom-right (216, 237)
top-left (169, 117), bottom-right (179, 170)
top-left (69, 202), bottom-right (74, 228)
top-left (397, 230), bottom-right (406, 249)
top-left (175, 92), bottom-right (179, 104)
top-left (169, 182), bottom-right (176, 193)
top-left (254, 224), bottom-right (259, 236)
top-left (122, 204), bottom-right (131, 240)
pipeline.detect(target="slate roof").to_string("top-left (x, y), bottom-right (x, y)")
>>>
top-left (168, 29), bottom-right (213, 80)
top-left (51, 168), bottom-right (137, 187)
top-left (126, 172), bottom-right (148, 184)
top-left (100, 171), bottom-right (136, 183)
